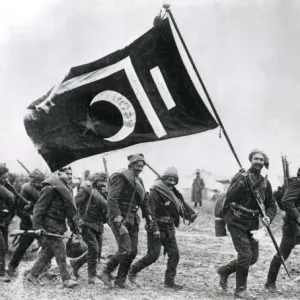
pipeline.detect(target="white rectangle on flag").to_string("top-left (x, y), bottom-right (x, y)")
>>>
top-left (150, 66), bottom-right (176, 110)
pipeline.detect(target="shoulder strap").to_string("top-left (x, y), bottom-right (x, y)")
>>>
top-left (83, 189), bottom-right (94, 221)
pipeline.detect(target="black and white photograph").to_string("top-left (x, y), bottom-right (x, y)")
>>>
top-left (1, 0), bottom-right (300, 299)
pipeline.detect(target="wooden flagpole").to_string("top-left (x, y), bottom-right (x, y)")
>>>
top-left (163, 4), bottom-right (242, 168)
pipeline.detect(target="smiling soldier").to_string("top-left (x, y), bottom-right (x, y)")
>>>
top-left (216, 150), bottom-right (277, 299)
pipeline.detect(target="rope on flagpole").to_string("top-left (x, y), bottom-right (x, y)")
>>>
top-left (163, 4), bottom-right (242, 168)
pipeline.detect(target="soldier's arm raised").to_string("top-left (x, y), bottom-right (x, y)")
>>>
top-left (32, 186), bottom-right (52, 230)
top-left (282, 179), bottom-right (300, 220)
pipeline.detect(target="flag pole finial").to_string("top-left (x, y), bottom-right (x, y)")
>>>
top-left (163, 4), bottom-right (170, 10)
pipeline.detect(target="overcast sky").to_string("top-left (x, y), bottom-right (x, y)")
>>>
top-left (0, 0), bottom-right (299, 188)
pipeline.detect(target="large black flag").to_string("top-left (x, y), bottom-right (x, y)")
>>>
top-left (24, 18), bottom-right (218, 171)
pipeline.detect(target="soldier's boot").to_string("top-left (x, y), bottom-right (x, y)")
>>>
top-left (70, 259), bottom-right (80, 279)
top-left (99, 270), bottom-right (114, 288)
top-left (0, 274), bottom-right (11, 283)
top-left (217, 266), bottom-right (229, 291)
top-left (128, 267), bottom-right (140, 287)
top-left (165, 282), bottom-right (184, 290)
top-left (234, 290), bottom-right (257, 300)
top-left (7, 263), bottom-right (18, 277)
top-left (62, 279), bottom-right (78, 288)
top-left (115, 280), bottom-right (131, 289)
top-left (264, 280), bottom-right (277, 293)
top-left (26, 273), bottom-right (41, 285)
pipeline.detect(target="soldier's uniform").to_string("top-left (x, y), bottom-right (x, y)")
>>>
top-left (100, 166), bottom-right (151, 288)
top-left (70, 174), bottom-right (108, 282)
top-left (265, 177), bottom-right (300, 289)
top-left (217, 168), bottom-right (276, 297)
top-left (28, 174), bottom-right (78, 286)
top-left (129, 167), bottom-right (194, 289)
top-left (8, 170), bottom-right (45, 273)
top-left (0, 179), bottom-right (15, 281)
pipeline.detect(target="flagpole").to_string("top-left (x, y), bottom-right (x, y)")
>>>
top-left (102, 156), bottom-right (110, 190)
top-left (163, 4), bottom-right (242, 168)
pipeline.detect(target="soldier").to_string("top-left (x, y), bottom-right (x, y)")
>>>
top-left (217, 149), bottom-right (277, 300)
top-left (191, 169), bottom-right (205, 207)
top-left (0, 163), bottom-right (15, 282)
top-left (7, 169), bottom-right (45, 276)
top-left (70, 172), bottom-right (108, 284)
top-left (128, 167), bottom-right (197, 289)
top-left (265, 168), bottom-right (300, 292)
top-left (99, 153), bottom-right (152, 289)
top-left (0, 163), bottom-right (30, 282)
top-left (27, 166), bottom-right (79, 288)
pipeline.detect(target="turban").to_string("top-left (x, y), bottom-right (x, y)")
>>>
top-left (0, 163), bottom-right (9, 176)
top-left (29, 169), bottom-right (45, 181)
top-left (249, 149), bottom-right (269, 169)
top-left (90, 172), bottom-right (107, 183)
top-left (127, 153), bottom-right (145, 165)
top-left (162, 167), bottom-right (179, 184)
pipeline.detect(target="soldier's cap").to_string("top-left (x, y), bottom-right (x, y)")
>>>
top-left (249, 149), bottom-right (269, 169)
top-left (90, 172), bottom-right (107, 183)
top-left (196, 169), bottom-right (200, 174)
top-left (127, 153), bottom-right (145, 165)
top-left (162, 167), bottom-right (179, 185)
top-left (29, 168), bottom-right (45, 181)
top-left (0, 163), bottom-right (9, 176)
top-left (58, 166), bottom-right (72, 173)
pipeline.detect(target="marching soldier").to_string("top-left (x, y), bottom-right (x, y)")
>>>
top-left (0, 163), bottom-right (30, 282)
top-left (265, 168), bottom-right (300, 292)
top-left (7, 169), bottom-right (45, 276)
top-left (70, 172), bottom-right (108, 284)
top-left (27, 166), bottom-right (79, 288)
top-left (99, 153), bottom-right (153, 289)
top-left (129, 167), bottom-right (197, 289)
top-left (217, 149), bottom-right (277, 299)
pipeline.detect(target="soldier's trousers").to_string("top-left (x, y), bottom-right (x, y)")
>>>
top-left (9, 232), bottom-right (35, 269)
top-left (131, 224), bottom-right (179, 285)
top-left (30, 236), bottom-right (71, 281)
top-left (72, 225), bottom-right (103, 277)
top-left (267, 223), bottom-right (295, 283)
top-left (0, 225), bottom-right (8, 276)
top-left (104, 223), bottom-right (138, 284)
top-left (218, 224), bottom-right (259, 292)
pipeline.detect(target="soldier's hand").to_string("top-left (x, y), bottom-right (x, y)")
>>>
top-left (78, 219), bottom-right (84, 228)
top-left (153, 231), bottom-right (160, 239)
top-left (147, 215), bottom-right (153, 227)
top-left (114, 215), bottom-right (123, 228)
top-left (262, 216), bottom-right (270, 226)
top-left (35, 229), bottom-right (46, 236)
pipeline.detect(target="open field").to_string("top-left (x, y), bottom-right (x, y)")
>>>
top-left (1, 195), bottom-right (300, 300)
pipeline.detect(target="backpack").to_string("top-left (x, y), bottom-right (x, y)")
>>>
top-left (214, 193), bottom-right (228, 237)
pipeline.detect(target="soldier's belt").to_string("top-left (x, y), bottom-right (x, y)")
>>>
top-left (229, 203), bottom-right (259, 220)
top-left (157, 217), bottom-right (174, 224)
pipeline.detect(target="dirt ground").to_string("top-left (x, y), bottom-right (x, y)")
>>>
top-left (1, 197), bottom-right (300, 300)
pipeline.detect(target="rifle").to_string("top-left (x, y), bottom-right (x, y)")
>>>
top-left (9, 229), bottom-right (63, 246)
top-left (17, 159), bottom-right (30, 174)
top-left (246, 173), bottom-right (291, 278)
top-left (103, 157), bottom-right (110, 190)
top-left (281, 154), bottom-right (290, 190)
top-left (5, 182), bottom-right (30, 208)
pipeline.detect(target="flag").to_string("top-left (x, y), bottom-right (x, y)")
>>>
top-left (24, 18), bottom-right (218, 171)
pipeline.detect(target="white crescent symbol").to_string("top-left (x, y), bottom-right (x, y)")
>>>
top-left (90, 90), bottom-right (136, 142)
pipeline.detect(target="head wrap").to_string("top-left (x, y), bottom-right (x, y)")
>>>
top-left (29, 169), bottom-right (45, 181)
top-left (196, 169), bottom-right (200, 174)
top-left (58, 166), bottom-right (72, 173)
top-left (90, 172), bottom-right (107, 183)
top-left (0, 163), bottom-right (9, 177)
top-left (162, 167), bottom-right (179, 184)
top-left (128, 153), bottom-right (145, 165)
top-left (248, 149), bottom-right (269, 169)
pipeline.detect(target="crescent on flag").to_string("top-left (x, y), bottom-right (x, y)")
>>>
top-left (90, 90), bottom-right (136, 142)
